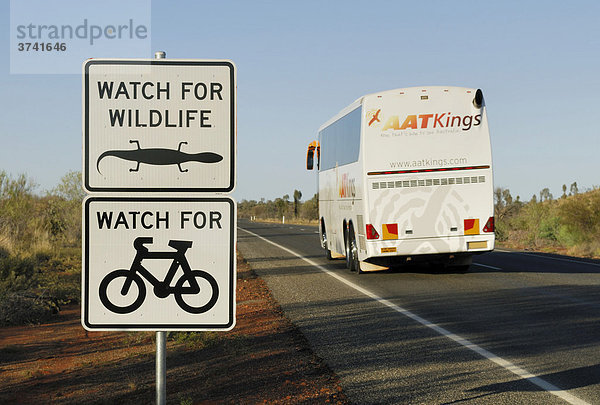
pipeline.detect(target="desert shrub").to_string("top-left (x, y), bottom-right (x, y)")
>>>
top-left (556, 189), bottom-right (600, 255)
top-left (300, 193), bottom-right (319, 220)
top-left (170, 331), bottom-right (221, 349)
top-left (46, 171), bottom-right (84, 247)
top-left (0, 249), bottom-right (80, 325)
top-left (0, 242), bottom-right (81, 325)
top-left (0, 172), bottom-right (40, 253)
top-left (0, 291), bottom-right (58, 326)
top-left (0, 253), bottom-right (38, 293)
top-left (238, 192), bottom-right (319, 222)
top-left (494, 185), bottom-right (600, 257)
top-left (0, 170), bottom-right (83, 325)
top-left (558, 189), bottom-right (600, 243)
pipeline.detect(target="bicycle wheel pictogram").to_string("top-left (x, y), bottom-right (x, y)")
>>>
top-left (99, 269), bottom-right (146, 314)
top-left (175, 270), bottom-right (219, 314)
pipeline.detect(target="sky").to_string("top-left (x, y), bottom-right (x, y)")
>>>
top-left (1, 0), bottom-right (599, 202)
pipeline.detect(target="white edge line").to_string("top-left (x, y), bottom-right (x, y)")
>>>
top-left (239, 227), bottom-right (590, 405)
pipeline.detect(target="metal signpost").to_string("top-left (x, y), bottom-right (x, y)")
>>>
top-left (82, 51), bottom-right (236, 405)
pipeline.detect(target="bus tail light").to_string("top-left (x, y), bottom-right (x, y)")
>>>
top-left (483, 216), bottom-right (494, 232)
top-left (366, 224), bottom-right (380, 240)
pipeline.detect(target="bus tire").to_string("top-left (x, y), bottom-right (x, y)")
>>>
top-left (321, 222), bottom-right (333, 260)
top-left (345, 227), bottom-right (352, 269)
top-left (347, 226), bottom-right (362, 274)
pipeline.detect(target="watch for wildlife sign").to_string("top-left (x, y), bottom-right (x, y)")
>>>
top-left (83, 59), bottom-right (236, 192)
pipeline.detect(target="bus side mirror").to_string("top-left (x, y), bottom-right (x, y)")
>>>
top-left (306, 141), bottom-right (320, 170)
top-left (473, 89), bottom-right (484, 108)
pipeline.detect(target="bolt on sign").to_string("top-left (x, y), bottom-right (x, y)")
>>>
top-left (82, 196), bottom-right (236, 331)
top-left (83, 59), bottom-right (236, 192)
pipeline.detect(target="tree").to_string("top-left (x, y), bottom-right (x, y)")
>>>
top-left (570, 182), bottom-right (579, 196)
top-left (293, 190), bottom-right (302, 218)
top-left (502, 189), bottom-right (513, 205)
top-left (300, 193), bottom-right (319, 220)
top-left (539, 188), bottom-right (553, 202)
top-left (494, 187), bottom-right (515, 219)
top-left (275, 197), bottom-right (287, 218)
top-left (52, 171), bottom-right (85, 202)
top-left (45, 171), bottom-right (84, 246)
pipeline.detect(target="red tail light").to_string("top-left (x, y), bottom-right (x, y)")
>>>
top-left (366, 224), bottom-right (380, 239)
top-left (483, 217), bottom-right (494, 232)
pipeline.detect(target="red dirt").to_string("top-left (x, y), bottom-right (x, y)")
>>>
top-left (0, 253), bottom-right (348, 404)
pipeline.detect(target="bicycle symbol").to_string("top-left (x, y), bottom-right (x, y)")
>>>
top-left (99, 237), bottom-right (219, 314)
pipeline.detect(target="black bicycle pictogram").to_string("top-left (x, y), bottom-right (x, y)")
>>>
top-left (99, 237), bottom-right (219, 314)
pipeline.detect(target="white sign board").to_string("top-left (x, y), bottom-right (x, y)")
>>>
top-left (83, 59), bottom-right (236, 192)
top-left (83, 196), bottom-right (236, 331)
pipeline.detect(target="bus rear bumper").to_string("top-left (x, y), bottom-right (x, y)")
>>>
top-left (363, 234), bottom-right (494, 264)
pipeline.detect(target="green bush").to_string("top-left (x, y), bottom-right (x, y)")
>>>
top-left (170, 331), bottom-right (221, 349)
top-left (0, 170), bottom-right (84, 325)
top-left (0, 292), bottom-right (58, 326)
top-left (0, 253), bottom-right (38, 294)
top-left (495, 186), bottom-right (600, 256)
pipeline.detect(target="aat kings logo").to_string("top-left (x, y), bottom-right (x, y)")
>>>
top-left (339, 173), bottom-right (356, 199)
top-left (367, 109), bottom-right (383, 127)
top-left (382, 112), bottom-right (482, 132)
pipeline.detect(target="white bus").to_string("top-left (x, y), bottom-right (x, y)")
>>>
top-left (306, 86), bottom-right (494, 273)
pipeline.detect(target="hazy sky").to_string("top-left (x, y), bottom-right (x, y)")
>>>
top-left (1, 0), bottom-right (599, 202)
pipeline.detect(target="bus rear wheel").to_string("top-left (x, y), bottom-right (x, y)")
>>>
top-left (346, 226), bottom-right (362, 274)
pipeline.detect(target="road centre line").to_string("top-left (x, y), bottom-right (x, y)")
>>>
top-left (495, 249), bottom-right (600, 267)
top-left (518, 252), bottom-right (600, 267)
top-left (472, 263), bottom-right (502, 270)
top-left (239, 227), bottom-right (590, 405)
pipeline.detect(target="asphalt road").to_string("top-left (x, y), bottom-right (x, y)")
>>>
top-left (237, 219), bottom-right (600, 405)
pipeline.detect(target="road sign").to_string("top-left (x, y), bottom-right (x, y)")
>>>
top-left (82, 196), bottom-right (236, 331)
top-left (83, 59), bottom-right (236, 193)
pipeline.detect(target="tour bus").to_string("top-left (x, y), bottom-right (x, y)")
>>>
top-left (306, 87), bottom-right (494, 272)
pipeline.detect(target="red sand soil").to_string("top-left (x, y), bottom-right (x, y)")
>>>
top-left (0, 253), bottom-right (348, 404)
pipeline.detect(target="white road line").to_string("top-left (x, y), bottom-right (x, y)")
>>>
top-left (239, 227), bottom-right (590, 405)
top-left (518, 252), bottom-right (600, 267)
top-left (473, 263), bottom-right (503, 270)
top-left (495, 249), bottom-right (600, 267)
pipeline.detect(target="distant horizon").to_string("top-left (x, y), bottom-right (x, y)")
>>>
top-left (2, 168), bottom-right (594, 206)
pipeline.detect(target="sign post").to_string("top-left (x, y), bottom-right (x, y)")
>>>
top-left (155, 50), bottom-right (167, 405)
top-left (82, 51), bottom-right (237, 405)
top-left (156, 328), bottom-right (166, 405)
